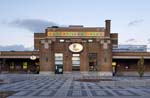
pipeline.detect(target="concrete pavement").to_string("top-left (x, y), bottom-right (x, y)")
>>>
top-left (0, 74), bottom-right (150, 98)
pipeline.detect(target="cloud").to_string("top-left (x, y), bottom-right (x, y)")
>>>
top-left (0, 45), bottom-right (33, 51)
top-left (128, 19), bottom-right (144, 26)
top-left (147, 38), bottom-right (150, 44)
top-left (125, 38), bottom-right (136, 42)
top-left (7, 19), bottom-right (61, 32)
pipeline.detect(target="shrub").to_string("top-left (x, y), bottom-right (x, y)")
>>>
top-left (137, 56), bottom-right (145, 77)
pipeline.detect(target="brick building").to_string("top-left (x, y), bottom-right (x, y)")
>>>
top-left (0, 20), bottom-right (150, 76)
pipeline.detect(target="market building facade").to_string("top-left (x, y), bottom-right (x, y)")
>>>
top-left (1, 20), bottom-right (150, 76)
top-left (34, 20), bottom-right (116, 76)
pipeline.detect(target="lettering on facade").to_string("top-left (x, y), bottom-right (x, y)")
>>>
top-left (47, 32), bottom-right (104, 37)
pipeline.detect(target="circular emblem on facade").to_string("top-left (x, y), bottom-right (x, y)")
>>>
top-left (30, 55), bottom-right (36, 60)
top-left (69, 43), bottom-right (83, 53)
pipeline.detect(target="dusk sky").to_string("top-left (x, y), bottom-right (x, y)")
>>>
top-left (0, 0), bottom-right (150, 50)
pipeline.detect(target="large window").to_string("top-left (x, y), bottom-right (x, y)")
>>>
top-left (89, 53), bottom-right (97, 71)
top-left (55, 53), bottom-right (63, 65)
top-left (72, 54), bottom-right (80, 71)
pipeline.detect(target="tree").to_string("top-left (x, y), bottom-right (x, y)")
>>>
top-left (137, 56), bottom-right (145, 77)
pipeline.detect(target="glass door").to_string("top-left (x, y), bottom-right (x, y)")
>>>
top-left (72, 54), bottom-right (80, 71)
top-left (55, 53), bottom-right (63, 74)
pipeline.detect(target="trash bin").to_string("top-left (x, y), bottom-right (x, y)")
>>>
top-left (55, 64), bottom-right (63, 74)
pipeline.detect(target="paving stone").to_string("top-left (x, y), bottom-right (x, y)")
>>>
top-left (67, 90), bottom-right (87, 97)
top-left (1, 75), bottom-right (150, 98)
top-left (39, 90), bottom-right (56, 96)
top-left (142, 90), bottom-right (150, 94)
top-left (69, 85), bottom-right (85, 89)
top-left (55, 90), bottom-right (68, 96)
top-left (87, 85), bottom-right (103, 89)
top-left (106, 86), bottom-right (125, 89)
top-left (90, 90), bottom-right (114, 96)
top-left (14, 90), bottom-right (33, 96)
top-left (32, 90), bottom-right (57, 96)
top-left (113, 90), bottom-right (141, 96)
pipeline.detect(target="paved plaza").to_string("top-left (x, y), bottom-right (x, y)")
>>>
top-left (0, 75), bottom-right (150, 98)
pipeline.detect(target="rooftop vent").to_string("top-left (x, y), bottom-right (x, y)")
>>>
top-left (51, 26), bottom-right (59, 28)
top-left (69, 25), bottom-right (83, 28)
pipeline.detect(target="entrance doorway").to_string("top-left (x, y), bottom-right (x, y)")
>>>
top-left (89, 53), bottom-right (97, 71)
top-left (72, 54), bottom-right (80, 71)
top-left (55, 53), bottom-right (63, 74)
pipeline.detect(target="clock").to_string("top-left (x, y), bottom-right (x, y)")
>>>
top-left (69, 43), bottom-right (83, 53)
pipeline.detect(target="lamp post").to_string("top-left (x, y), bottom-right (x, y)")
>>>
top-left (112, 62), bottom-right (116, 76)
top-left (29, 53), bottom-right (37, 74)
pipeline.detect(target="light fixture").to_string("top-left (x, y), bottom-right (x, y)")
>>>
top-left (59, 39), bottom-right (64, 42)
top-left (88, 39), bottom-right (93, 42)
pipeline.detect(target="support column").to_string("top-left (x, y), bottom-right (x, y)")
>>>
top-left (98, 39), bottom-right (112, 76)
top-left (39, 39), bottom-right (54, 75)
top-left (80, 42), bottom-right (89, 75)
top-left (64, 42), bottom-right (72, 74)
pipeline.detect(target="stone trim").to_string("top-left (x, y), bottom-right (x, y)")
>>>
top-left (39, 71), bottom-right (54, 75)
top-left (100, 40), bottom-right (111, 49)
top-left (80, 71), bottom-right (89, 75)
top-left (113, 56), bottom-right (150, 59)
top-left (98, 72), bottom-right (112, 76)
top-left (117, 72), bottom-right (150, 76)
top-left (0, 56), bottom-right (39, 59)
top-left (64, 71), bottom-right (72, 74)
top-left (41, 39), bottom-right (52, 49)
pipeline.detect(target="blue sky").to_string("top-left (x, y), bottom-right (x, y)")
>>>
top-left (0, 0), bottom-right (150, 50)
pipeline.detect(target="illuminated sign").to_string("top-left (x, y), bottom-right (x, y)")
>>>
top-left (47, 32), bottom-right (104, 37)
top-left (30, 55), bottom-right (36, 60)
top-left (69, 43), bottom-right (83, 53)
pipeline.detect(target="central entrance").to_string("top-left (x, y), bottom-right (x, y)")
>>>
top-left (72, 54), bottom-right (80, 71)
top-left (55, 53), bottom-right (63, 74)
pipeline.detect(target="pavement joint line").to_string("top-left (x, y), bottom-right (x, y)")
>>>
top-left (1, 75), bottom-right (150, 97)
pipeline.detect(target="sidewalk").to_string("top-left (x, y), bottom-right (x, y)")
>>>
top-left (0, 74), bottom-right (150, 98)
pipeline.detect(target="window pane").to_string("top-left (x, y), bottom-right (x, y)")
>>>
top-left (72, 57), bottom-right (80, 60)
top-left (72, 54), bottom-right (80, 71)
top-left (72, 64), bottom-right (80, 66)
top-left (55, 57), bottom-right (63, 60)
top-left (72, 61), bottom-right (80, 64)
top-left (55, 53), bottom-right (63, 65)
top-left (73, 54), bottom-right (80, 56)
top-left (55, 61), bottom-right (63, 64)
top-left (55, 53), bottom-right (63, 57)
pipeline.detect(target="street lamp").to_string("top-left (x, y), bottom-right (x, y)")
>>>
top-left (29, 53), bottom-right (37, 74)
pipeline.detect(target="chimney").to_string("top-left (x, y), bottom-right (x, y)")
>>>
top-left (105, 20), bottom-right (111, 36)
